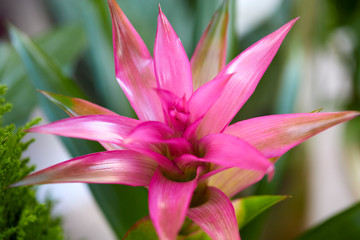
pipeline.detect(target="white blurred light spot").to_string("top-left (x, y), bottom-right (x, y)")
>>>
top-left (236, 0), bottom-right (282, 35)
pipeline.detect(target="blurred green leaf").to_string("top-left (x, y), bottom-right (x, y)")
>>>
top-left (8, 25), bottom-right (85, 98)
top-left (192, 0), bottom-right (223, 52)
top-left (9, 25), bottom-right (148, 239)
top-left (234, 195), bottom-right (289, 229)
top-left (296, 202), bottom-right (360, 240)
top-left (182, 231), bottom-right (211, 240)
top-left (123, 217), bottom-right (212, 240)
top-left (36, 24), bottom-right (87, 75)
top-left (123, 217), bottom-right (158, 240)
top-left (91, 184), bottom-right (148, 238)
top-left (0, 24), bottom-right (86, 126)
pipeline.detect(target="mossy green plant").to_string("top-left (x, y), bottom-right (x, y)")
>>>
top-left (0, 85), bottom-right (63, 240)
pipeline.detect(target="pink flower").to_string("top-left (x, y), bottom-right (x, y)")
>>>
top-left (14, 0), bottom-right (359, 239)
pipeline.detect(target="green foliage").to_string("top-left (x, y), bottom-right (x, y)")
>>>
top-left (0, 85), bottom-right (63, 240)
top-left (296, 202), bottom-right (360, 240)
top-left (0, 24), bottom-right (87, 126)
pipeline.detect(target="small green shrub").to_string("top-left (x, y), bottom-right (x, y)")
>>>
top-left (0, 85), bottom-right (63, 240)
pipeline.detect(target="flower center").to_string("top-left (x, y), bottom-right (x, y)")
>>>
top-left (166, 96), bottom-right (189, 132)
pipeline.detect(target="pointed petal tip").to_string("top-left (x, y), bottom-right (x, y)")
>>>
top-left (280, 17), bottom-right (299, 34)
top-left (284, 17), bottom-right (300, 31)
top-left (158, 4), bottom-right (164, 17)
top-left (107, 0), bottom-right (125, 18)
top-left (107, 0), bottom-right (116, 7)
top-left (154, 3), bottom-right (193, 99)
top-left (266, 165), bottom-right (275, 182)
top-left (24, 125), bottom-right (41, 133)
top-left (37, 89), bottom-right (53, 100)
top-left (333, 110), bottom-right (360, 120)
top-left (348, 110), bottom-right (360, 117)
top-left (9, 179), bottom-right (34, 187)
top-left (223, 0), bottom-right (230, 12)
top-left (8, 182), bottom-right (22, 188)
top-left (157, 5), bottom-right (167, 25)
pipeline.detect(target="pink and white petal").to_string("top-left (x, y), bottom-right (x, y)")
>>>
top-left (199, 133), bottom-right (272, 173)
top-left (224, 111), bottom-right (360, 158)
top-left (108, 0), bottom-right (163, 122)
top-left (39, 90), bottom-right (118, 117)
top-left (190, 0), bottom-right (229, 90)
top-left (154, 7), bottom-right (193, 100)
top-left (149, 168), bottom-right (197, 240)
top-left (27, 115), bottom-right (141, 145)
top-left (125, 121), bottom-right (175, 144)
top-left (189, 73), bottom-right (232, 123)
top-left (124, 121), bottom-right (192, 156)
top-left (196, 18), bottom-right (298, 138)
top-left (206, 168), bottom-right (264, 198)
top-left (187, 187), bottom-right (240, 240)
top-left (39, 90), bottom-right (122, 151)
top-left (155, 89), bottom-right (190, 131)
top-left (164, 137), bottom-right (193, 158)
top-left (11, 150), bottom-right (157, 187)
top-left (134, 150), bottom-right (183, 177)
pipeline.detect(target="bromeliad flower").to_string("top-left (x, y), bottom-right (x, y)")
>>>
top-left (13, 0), bottom-right (359, 239)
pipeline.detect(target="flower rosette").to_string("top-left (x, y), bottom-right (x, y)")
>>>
top-left (13, 0), bottom-right (359, 239)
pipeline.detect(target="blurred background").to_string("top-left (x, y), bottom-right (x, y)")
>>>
top-left (1, 0), bottom-right (359, 239)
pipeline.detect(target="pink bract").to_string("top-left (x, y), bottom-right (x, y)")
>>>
top-left (15, 0), bottom-right (359, 239)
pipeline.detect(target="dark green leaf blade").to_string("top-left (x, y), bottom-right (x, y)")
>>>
top-left (296, 202), bottom-right (360, 240)
top-left (8, 24), bottom-right (86, 98)
top-left (123, 217), bottom-right (158, 240)
top-left (1, 24), bottom-right (86, 126)
top-left (233, 195), bottom-right (289, 229)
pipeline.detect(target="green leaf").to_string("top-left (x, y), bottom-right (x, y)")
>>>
top-left (123, 217), bottom-right (158, 240)
top-left (296, 202), bottom-right (360, 240)
top-left (36, 24), bottom-right (87, 75)
top-left (8, 25), bottom-right (85, 98)
top-left (1, 24), bottom-right (86, 126)
top-left (233, 195), bottom-right (289, 229)
top-left (9, 25), bottom-right (148, 239)
top-left (191, 0), bottom-right (228, 89)
top-left (123, 216), bottom-right (212, 240)
top-left (0, 41), bottom-right (37, 126)
top-left (181, 230), bottom-right (211, 240)
top-left (92, 185), bottom-right (149, 238)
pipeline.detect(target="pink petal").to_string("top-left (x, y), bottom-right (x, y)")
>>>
top-left (39, 90), bottom-right (118, 117)
top-left (11, 150), bottom-right (157, 187)
top-left (39, 90), bottom-right (121, 151)
top-left (125, 121), bottom-right (175, 144)
top-left (199, 133), bottom-right (272, 173)
top-left (108, 0), bottom-right (163, 122)
top-left (187, 187), bottom-right (240, 240)
top-left (188, 73), bottom-right (232, 123)
top-left (124, 121), bottom-right (192, 157)
top-left (190, 0), bottom-right (229, 90)
top-left (196, 18), bottom-right (298, 139)
top-left (27, 115), bottom-right (140, 145)
top-left (154, 7), bottom-right (193, 100)
top-left (149, 168), bottom-right (197, 240)
top-left (207, 168), bottom-right (264, 198)
top-left (123, 121), bottom-right (191, 176)
top-left (224, 111), bottom-right (360, 158)
top-left (155, 89), bottom-right (190, 131)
